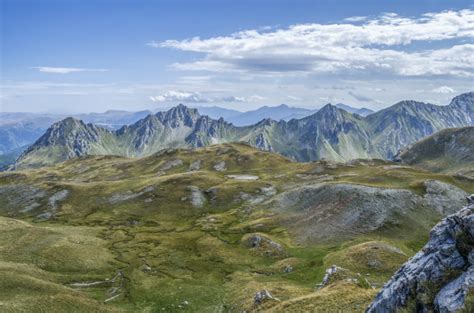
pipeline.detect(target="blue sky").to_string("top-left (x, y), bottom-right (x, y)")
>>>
top-left (1, 0), bottom-right (473, 113)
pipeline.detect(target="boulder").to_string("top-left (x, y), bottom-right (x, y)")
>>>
top-left (367, 201), bottom-right (474, 312)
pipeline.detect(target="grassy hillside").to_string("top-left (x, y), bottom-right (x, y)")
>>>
top-left (0, 143), bottom-right (472, 312)
top-left (398, 126), bottom-right (474, 178)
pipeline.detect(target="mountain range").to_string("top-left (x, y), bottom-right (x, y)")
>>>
top-left (13, 92), bottom-right (474, 169)
top-left (195, 103), bottom-right (373, 126)
top-left (0, 103), bottom-right (370, 168)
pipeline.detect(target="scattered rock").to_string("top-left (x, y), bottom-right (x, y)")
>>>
top-left (108, 186), bottom-right (154, 204)
top-left (205, 187), bottom-right (219, 203)
top-left (160, 159), bottom-right (183, 171)
top-left (189, 160), bottom-right (202, 171)
top-left (283, 265), bottom-right (294, 273)
top-left (254, 289), bottom-right (278, 306)
top-left (188, 186), bottom-right (206, 208)
top-left (260, 186), bottom-right (276, 196)
top-left (317, 265), bottom-right (346, 288)
top-left (213, 161), bottom-right (226, 172)
top-left (243, 234), bottom-right (284, 257)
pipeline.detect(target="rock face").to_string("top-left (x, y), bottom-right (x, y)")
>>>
top-left (15, 92), bottom-right (474, 169)
top-left (366, 197), bottom-right (474, 312)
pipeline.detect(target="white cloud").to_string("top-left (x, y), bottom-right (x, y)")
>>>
top-left (149, 90), bottom-right (263, 103)
top-left (432, 86), bottom-right (455, 94)
top-left (343, 16), bottom-right (367, 22)
top-left (152, 9), bottom-right (474, 77)
top-left (32, 67), bottom-right (108, 74)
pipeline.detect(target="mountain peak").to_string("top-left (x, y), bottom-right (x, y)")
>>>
top-left (155, 104), bottom-right (200, 128)
top-left (318, 103), bottom-right (338, 113)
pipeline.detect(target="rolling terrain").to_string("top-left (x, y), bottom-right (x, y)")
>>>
top-left (1, 143), bottom-right (473, 311)
top-left (397, 126), bottom-right (474, 178)
top-left (14, 92), bottom-right (474, 169)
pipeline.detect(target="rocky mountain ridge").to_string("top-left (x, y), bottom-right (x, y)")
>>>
top-left (14, 92), bottom-right (474, 169)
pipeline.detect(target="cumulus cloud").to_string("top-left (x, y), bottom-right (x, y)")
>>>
top-left (32, 67), bottom-right (108, 74)
top-left (149, 90), bottom-right (263, 103)
top-left (432, 86), bottom-right (455, 94)
top-left (151, 9), bottom-right (474, 77)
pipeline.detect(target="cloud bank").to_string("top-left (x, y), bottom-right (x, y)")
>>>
top-left (149, 90), bottom-right (263, 103)
top-left (32, 67), bottom-right (108, 74)
top-left (151, 9), bottom-right (474, 77)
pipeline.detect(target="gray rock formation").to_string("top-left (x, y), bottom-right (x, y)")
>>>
top-left (367, 199), bottom-right (474, 312)
top-left (254, 289), bottom-right (277, 306)
top-left (187, 186), bottom-right (206, 208)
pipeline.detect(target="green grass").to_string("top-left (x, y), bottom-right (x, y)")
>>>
top-left (0, 143), bottom-right (471, 312)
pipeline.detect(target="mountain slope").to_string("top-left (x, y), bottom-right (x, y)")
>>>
top-left (366, 92), bottom-right (474, 158)
top-left (396, 126), bottom-right (474, 176)
top-left (2, 143), bottom-right (473, 312)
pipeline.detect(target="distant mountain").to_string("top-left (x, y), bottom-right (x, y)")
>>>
top-left (335, 103), bottom-right (374, 117)
top-left (13, 92), bottom-right (474, 169)
top-left (226, 104), bottom-right (314, 126)
top-left (76, 110), bottom-right (151, 128)
top-left (0, 103), bottom-right (370, 162)
top-left (0, 115), bottom-right (58, 156)
top-left (0, 110), bottom-right (151, 164)
top-left (366, 92), bottom-right (474, 158)
top-left (396, 126), bottom-right (474, 176)
top-left (192, 106), bottom-right (242, 120)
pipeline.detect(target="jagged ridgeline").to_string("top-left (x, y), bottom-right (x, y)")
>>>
top-left (14, 92), bottom-right (474, 169)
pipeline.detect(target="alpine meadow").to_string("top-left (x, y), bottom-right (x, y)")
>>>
top-left (1, 1), bottom-right (474, 312)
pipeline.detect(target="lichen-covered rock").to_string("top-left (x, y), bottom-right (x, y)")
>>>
top-left (213, 161), bottom-right (226, 171)
top-left (243, 233), bottom-right (284, 257)
top-left (254, 289), bottom-right (276, 306)
top-left (187, 186), bottom-right (206, 208)
top-left (367, 201), bottom-right (474, 312)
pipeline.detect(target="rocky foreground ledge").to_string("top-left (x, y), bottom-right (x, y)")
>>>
top-left (367, 196), bottom-right (474, 313)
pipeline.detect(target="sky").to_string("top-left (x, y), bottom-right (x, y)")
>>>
top-left (1, 0), bottom-right (473, 114)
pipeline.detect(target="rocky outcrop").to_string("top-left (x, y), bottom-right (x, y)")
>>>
top-left (367, 196), bottom-right (474, 312)
top-left (254, 289), bottom-right (278, 306)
